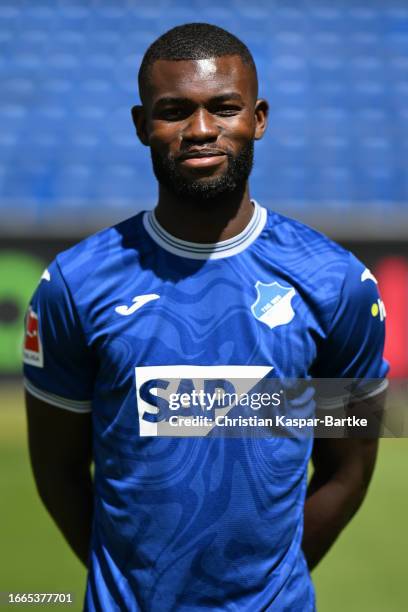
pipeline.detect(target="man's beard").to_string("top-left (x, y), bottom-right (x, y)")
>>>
top-left (150, 141), bottom-right (254, 203)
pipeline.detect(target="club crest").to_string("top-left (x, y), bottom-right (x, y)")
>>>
top-left (251, 281), bottom-right (296, 329)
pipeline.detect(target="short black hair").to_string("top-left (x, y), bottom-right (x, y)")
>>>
top-left (138, 22), bottom-right (257, 100)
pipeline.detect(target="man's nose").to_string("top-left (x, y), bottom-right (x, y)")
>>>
top-left (183, 108), bottom-right (218, 142)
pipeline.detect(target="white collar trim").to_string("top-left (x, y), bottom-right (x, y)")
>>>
top-left (142, 200), bottom-right (267, 260)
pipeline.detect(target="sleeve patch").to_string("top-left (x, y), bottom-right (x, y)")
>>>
top-left (23, 307), bottom-right (43, 368)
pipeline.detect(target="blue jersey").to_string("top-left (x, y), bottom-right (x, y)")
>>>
top-left (23, 201), bottom-right (388, 611)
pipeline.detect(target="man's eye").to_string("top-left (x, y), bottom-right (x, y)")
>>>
top-left (160, 109), bottom-right (186, 121)
top-left (215, 106), bottom-right (241, 116)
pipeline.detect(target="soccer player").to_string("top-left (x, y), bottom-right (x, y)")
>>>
top-left (24, 23), bottom-right (388, 611)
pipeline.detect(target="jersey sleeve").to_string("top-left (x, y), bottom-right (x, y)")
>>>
top-left (23, 258), bottom-right (96, 412)
top-left (312, 252), bottom-right (389, 406)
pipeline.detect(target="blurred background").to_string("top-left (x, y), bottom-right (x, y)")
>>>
top-left (0, 0), bottom-right (407, 610)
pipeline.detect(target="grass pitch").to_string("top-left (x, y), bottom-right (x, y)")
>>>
top-left (1, 385), bottom-right (406, 611)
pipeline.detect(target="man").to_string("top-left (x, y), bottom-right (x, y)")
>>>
top-left (24, 23), bottom-right (388, 611)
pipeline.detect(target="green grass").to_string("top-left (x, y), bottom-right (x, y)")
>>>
top-left (313, 438), bottom-right (408, 611)
top-left (1, 386), bottom-right (407, 611)
top-left (0, 387), bottom-right (86, 611)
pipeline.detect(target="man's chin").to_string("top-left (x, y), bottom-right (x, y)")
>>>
top-left (170, 176), bottom-right (242, 201)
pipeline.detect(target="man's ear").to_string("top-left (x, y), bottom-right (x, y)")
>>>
top-left (254, 98), bottom-right (269, 140)
top-left (131, 105), bottom-right (149, 146)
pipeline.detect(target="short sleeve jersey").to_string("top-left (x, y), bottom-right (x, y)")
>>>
top-left (23, 201), bottom-right (388, 612)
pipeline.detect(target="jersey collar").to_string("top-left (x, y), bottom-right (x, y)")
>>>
top-left (142, 199), bottom-right (267, 260)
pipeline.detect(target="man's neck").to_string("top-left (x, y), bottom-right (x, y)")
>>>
top-left (154, 184), bottom-right (254, 243)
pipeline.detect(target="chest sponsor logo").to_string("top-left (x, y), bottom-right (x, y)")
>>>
top-left (115, 293), bottom-right (160, 316)
top-left (135, 365), bottom-right (273, 436)
top-left (23, 307), bottom-right (43, 367)
top-left (251, 281), bottom-right (296, 329)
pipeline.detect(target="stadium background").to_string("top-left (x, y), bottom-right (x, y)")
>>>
top-left (0, 0), bottom-right (407, 610)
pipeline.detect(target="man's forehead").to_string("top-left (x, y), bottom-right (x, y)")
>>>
top-left (145, 56), bottom-right (256, 102)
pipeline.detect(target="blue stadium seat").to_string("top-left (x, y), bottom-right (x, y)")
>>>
top-left (53, 163), bottom-right (95, 203)
top-left (258, 163), bottom-right (313, 207)
top-left (2, 161), bottom-right (52, 201)
top-left (354, 166), bottom-right (404, 203)
top-left (315, 167), bottom-right (354, 204)
top-left (94, 161), bottom-right (155, 203)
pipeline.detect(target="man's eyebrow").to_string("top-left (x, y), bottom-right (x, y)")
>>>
top-left (153, 92), bottom-right (244, 108)
top-left (210, 93), bottom-right (244, 103)
top-left (153, 97), bottom-right (191, 108)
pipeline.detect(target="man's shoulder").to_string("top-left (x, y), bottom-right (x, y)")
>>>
top-left (54, 211), bottom-right (148, 281)
top-left (262, 207), bottom-right (353, 278)
top-left (265, 208), bottom-right (348, 262)
top-left (260, 208), bottom-right (358, 314)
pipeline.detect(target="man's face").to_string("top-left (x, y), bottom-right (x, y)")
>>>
top-left (134, 55), bottom-right (268, 202)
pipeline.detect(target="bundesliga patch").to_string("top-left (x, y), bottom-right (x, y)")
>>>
top-left (23, 307), bottom-right (43, 367)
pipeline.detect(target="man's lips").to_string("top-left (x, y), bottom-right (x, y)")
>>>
top-left (178, 151), bottom-right (227, 169)
top-left (180, 155), bottom-right (227, 168)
